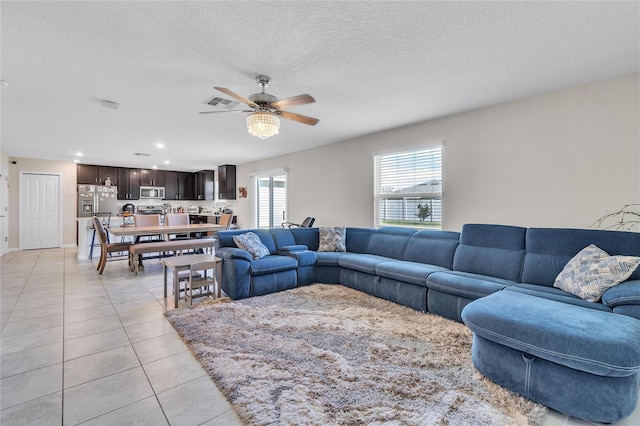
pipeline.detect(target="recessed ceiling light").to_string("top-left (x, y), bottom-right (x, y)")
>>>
top-left (152, 165), bottom-right (158, 169)
top-left (75, 152), bottom-right (83, 157)
top-left (164, 160), bottom-right (170, 164)
top-left (73, 159), bottom-right (80, 163)
top-left (155, 142), bottom-right (165, 148)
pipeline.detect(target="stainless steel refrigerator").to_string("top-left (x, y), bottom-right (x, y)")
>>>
top-left (77, 185), bottom-right (118, 217)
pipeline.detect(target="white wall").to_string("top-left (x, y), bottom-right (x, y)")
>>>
top-left (236, 73), bottom-right (640, 232)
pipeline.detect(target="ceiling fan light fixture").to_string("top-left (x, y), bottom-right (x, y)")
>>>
top-left (247, 111), bottom-right (280, 140)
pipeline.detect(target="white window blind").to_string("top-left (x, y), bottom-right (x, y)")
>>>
top-left (374, 145), bottom-right (442, 229)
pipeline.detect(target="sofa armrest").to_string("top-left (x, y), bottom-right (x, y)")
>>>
top-left (602, 280), bottom-right (640, 307)
top-left (216, 247), bottom-right (252, 262)
top-left (278, 244), bottom-right (309, 253)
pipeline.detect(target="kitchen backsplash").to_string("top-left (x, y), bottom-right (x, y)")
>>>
top-left (117, 199), bottom-right (237, 214)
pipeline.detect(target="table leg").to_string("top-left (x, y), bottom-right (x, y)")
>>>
top-left (173, 269), bottom-right (180, 309)
top-left (163, 264), bottom-right (168, 298)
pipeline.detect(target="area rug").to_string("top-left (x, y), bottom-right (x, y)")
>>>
top-left (165, 284), bottom-right (547, 425)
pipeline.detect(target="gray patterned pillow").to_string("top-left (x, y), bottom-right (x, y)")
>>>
top-left (553, 244), bottom-right (640, 302)
top-left (233, 232), bottom-right (270, 259)
top-left (318, 227), bottom-right (346, 252)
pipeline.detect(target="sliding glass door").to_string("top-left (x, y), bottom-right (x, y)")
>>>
top-left (256, 173), bottom-right (287, 228)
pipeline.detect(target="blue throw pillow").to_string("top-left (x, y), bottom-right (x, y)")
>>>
top-left (233, 232), bottom-right (270, 259)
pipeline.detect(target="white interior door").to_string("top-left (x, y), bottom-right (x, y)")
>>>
top-left (22, 173), bottom-right (60, 250)
top-left (0, 166), bottom-right (7, 255)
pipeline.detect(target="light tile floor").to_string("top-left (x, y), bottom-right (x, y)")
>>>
top-left (1, 248), bottom-right (639, 425)
top-left (1, 248), bottom-right (242, 426)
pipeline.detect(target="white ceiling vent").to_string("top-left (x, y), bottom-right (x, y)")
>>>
top-left (204, 96), bottom-right (239, 110)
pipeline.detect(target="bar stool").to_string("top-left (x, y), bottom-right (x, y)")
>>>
top-left (89, 212), bottom-right (112, 259)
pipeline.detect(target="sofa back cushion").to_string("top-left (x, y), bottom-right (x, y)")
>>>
top-left (403, 230), bottom-right (460, 269)
top-left (269, 228), bottom-right (296, 249)
top-left (216, 229), bottom-right (277, 255)
top-left (289, 228), bottom-right (320, 250)
top-left (522, 228), bottom-right (640, 286)
top-left (365, 227), bottom-right (416, 260)
top-left (453, 224), bottom-right (526, 282)
top-left (345, 228), bottom-right (375, 254)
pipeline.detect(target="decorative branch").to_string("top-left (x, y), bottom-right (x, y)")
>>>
top-left (592, 204), bottom-right (640, 231)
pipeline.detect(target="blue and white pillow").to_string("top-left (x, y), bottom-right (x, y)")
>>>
top-left (318, 227), bottom-right (346, 252)
top-left (553, 244), bottom-right (640, 302)
top-left (233, 232), bottom-right (270, 259)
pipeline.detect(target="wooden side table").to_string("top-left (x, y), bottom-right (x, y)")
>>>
top-left (161, 254), bottom-right (222, 308)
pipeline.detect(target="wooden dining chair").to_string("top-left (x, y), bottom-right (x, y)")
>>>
top-left (133, 214), bottom-right (163, 242)
top-left (93, 216), bottom-right (132, 274)
top-left (164, 213), bottom-right (191, 241)
top-left (219, 213), bottom-right (233, 230)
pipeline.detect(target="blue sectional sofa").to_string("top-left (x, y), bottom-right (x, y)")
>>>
top-left (215, 224), bottom-right (640, 423)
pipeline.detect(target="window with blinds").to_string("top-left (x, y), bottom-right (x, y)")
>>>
top-left (374, 145), bottom-right (442, 229)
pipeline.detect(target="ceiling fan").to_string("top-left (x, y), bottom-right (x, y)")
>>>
top-left (200, 75), bottom-right (319, 139)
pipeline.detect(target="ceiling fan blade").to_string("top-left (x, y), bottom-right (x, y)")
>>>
top-left (199, 110), bottom-right (251, 114)
top-left (279, 111), bottom-right (320, 126)
top-left (271, 94), bottom-right (316, 110)
top-left (213, 87), bottom-right (258, 108)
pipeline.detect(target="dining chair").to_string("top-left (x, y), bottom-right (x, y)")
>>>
top-left (164, 213), bottom-right (191, 240)
top-left (133, 214), bottom-right (163, 242)
top-left (185, 260), bottom-right (216, 306)
top-left (92, 216), bottom-right (132, 274)
top-left (219, 213), bottom-right (233, 230)
top-left (89, 212), bottom-right (112, 259)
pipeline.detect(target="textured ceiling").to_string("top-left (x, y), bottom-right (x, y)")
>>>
top-left (1, 1), bottom-right (638, 171)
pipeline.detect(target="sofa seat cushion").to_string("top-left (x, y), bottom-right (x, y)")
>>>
top-left (506, 284), bottom-right (610, 312)
top-left (338, 253), bottom-right (390, 275)
top-left (316, 251), bottom-right (347, 266)
top-left (462, 291), bottom-right (640, 377)
top-left (375, 261), bottom-right (449, 287)
top-left (279, 249), bottom-right (317, 267)
top-left (426, 271), bottom-right (516, 299)
top-left (249, 255), bottom-right (298, 276)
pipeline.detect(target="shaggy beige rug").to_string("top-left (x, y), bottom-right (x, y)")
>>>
top-left (166, 284), bottom-right (547, 425)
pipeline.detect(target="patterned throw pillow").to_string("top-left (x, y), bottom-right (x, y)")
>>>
top-left (553, 244), bottom-right (640, 302)
top-left (233, 232), bottom-right (270, 259)
top-left (318, 227), bottom-right (346, 252)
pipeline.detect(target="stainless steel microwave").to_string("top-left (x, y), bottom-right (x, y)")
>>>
top-left (140, 186), bottom-right (165, 199)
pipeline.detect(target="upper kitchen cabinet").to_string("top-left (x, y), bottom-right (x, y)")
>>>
top-left (77, 165), bottom-right (117, 185)
top-left (115, 168), bottom-right (140, 200)
top-left (139, 169), bottom-right (165, 187)
top-left (218, 165), bottom-right (236, 200)
top-left (194, 170), bottom-right (214, 200)
top-left (164, 171), bottom-right (195, 200)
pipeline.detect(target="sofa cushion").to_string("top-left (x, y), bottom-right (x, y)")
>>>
top-left (553, 244), bottom-right (640, 302)
top-left (602, 280), bottom-right (640, 307)
top-left (269, 228), bottom-right (296, 249)
top-left (345, 228), bottom-right (375, 254)
top-left (290, 227), bottom-right (320, 251)
top-left (316, 251), bottom-right (347, 266)
top-left (427, 271), bottom-right (516, 299)
top-left (233, 232), bottom-right (271, 260)
top-left (249, 255), bottom-right (298, 276)
top-left (505, 285), bottom-right (611, 312)
top-left (338, 253), bottom-right (390, 275)
top-left (522, 227), bottom-right (640, 286)
top-left (402, 230), bottom-right (459, 269)
top-left (318, 227), bottom-right (346, 252)
top-left (461, 291), bottom-right (640, 377)
top-left (376, 261), bottom-right (448, 287)
top-left (453, 224), bottom-right (526, 282)
top-left (365, 227), bottom-right (415, 260)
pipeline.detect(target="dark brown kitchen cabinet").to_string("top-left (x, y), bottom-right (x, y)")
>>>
top-left (77, 165), bottom-right (117, 185)
top-left (139, 169), bottom-right (165, 186)
top-left (115, 168), bottom-right (139, 200)
top-left (164, 171), bottom-right (195, 200)
top-left (194, 170), bottom-right (214, 200)
top-left (218, 164), bottom-right (236, 200)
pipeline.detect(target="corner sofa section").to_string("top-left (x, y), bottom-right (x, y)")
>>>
top-left (215, 223), bottom-right (640, 423)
